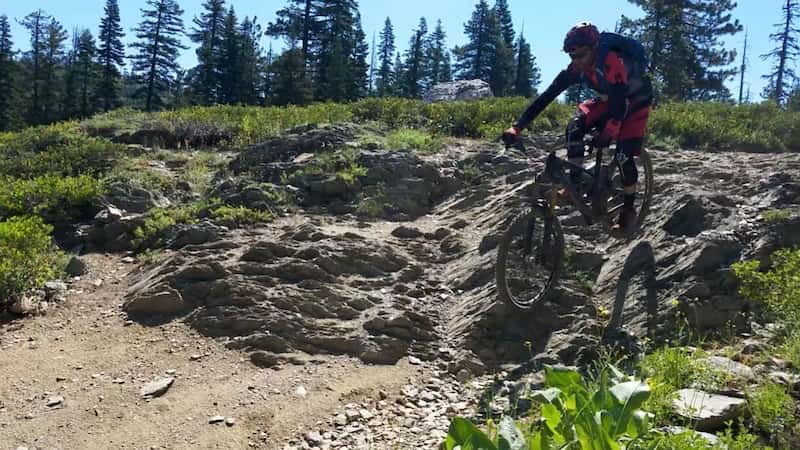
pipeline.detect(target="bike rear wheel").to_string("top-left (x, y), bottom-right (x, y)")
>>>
top-left (495, 207), bottom-right (565, 309)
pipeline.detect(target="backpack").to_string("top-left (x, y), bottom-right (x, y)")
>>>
top-left (597, 32), bottom-right (650, 79)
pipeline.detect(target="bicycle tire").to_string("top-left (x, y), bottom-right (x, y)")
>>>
top-left (495, 207), bottom-right (565, 309)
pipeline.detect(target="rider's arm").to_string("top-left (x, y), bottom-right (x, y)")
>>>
top-left (513, 68), bottom-right (579, 130)
top-left (598, 51), bottom-right (629, 143)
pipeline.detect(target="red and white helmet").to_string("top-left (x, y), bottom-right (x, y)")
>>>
top-left (563, 21), bottom-right (600, 53)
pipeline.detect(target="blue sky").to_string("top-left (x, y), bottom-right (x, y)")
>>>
top-left (1, 0), bottom-right (788, 100)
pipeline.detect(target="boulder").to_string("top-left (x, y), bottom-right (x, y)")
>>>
top-left (672, 389), bottom-right (748, 431)
top-left (423, 80), bottom-right (494, 103)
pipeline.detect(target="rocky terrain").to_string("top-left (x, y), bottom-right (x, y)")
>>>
top-left (1, 123), bottom-right (799, 449)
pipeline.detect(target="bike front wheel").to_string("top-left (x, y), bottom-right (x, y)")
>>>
top-left (495, 207), bottom-right (565, 309)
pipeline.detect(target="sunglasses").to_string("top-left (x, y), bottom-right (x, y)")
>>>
top-left (569, 49), bottom-right (591, 60)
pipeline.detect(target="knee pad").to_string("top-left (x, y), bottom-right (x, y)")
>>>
top-left (566, 114), bottom-right (586, 159)
top-left (617, 152), bottom-right (638, 186)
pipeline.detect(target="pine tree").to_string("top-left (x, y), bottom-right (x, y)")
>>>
top-left (189, 0), bottom-right (225, 104)
top-left (492, 0), bottom-right (516, 95)
top-left (97, 0), bottom-right (125, 111)
top-left (788, 80), bottom-right (800, 110)
top-left (271, 48), bottom-right (313, 105)
top-left (453, 0), bottom-right (496, 81)
top-left (392, 51), bottom-right (405, 95)
top-left (425, 19), bottom-right (452, 89)
top-left (314, 0), bottom-right (368, 101)
top-left (621, 0), bottom-right (741, 101)
top-left (513, 32), bottom-right (539, 97)
top-left (489, 19), bottom-right (514, 96)
top-left (237, 17), bottom-right (265, 105)
top-left (0, 14), bottom-right (17, 130)
top-left (75, 29), bottom-right (98, 118)
top-left (368, 31), bottom-right (376, 94)
top-left (686, 0), bottom-right (742, 100)
top-left (403, 17), bottom-right (428, 98)
top-left (738, 29), bottom-right (748, 103)
top-left (41, 19), bottom-right (68, 123)
top-left (217, 6), bottom-right (239, 104)
top-left (64, 29), bottom-right (81, 118)
top-left (267, 0), bottom-right (324, 65)
top-left (170, 68), bottom-right (188, 109)
top-left (263, 43), bottom-right (275, 104)
top-left (375, 17), bottom-right (395, 97)
top-left (493, 0), bottom-right (514, 47)
top-left (130, 0), bottom-right (188, 111)
top-left (349, 12), bottom-right (370, 99)
top-left (20, 10), bottom-right (50, 124)
top-left (761, 0), bottom-right (799, 105)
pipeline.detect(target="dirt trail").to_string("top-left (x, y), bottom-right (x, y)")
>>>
top-left (0, 253), bottom-right (421, 450)
top-left (2, 129), bottom-right (800, 449)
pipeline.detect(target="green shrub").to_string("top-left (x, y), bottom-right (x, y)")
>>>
top-left (103, 158), bottom-right (176, 194)
top-left (133, 200), bottom-right (274, 249)
top-left (0, 216), bottom-right (64, 301)
top-left (181, 152), bottom-right (227, 193)
top-left (733, 247), bottom-right (800, 324)
top-left (748, 382), bottom-right (796, 435)
top-left (285, 148), bottom-right (367, 188)
top-left (762, 208), bottom-right (798, 224)
top-left (0, 122), bottom-right (123, 178)
top-left (385, 128), bottom-right (442, 154)
top-left (780, 332), bottom-right (800, 370)
top-left (211, 205), bottom-right (272, 227)
top-left (648, 102), bottom-right (800, 152)
top-left (77, 99), bottom-right (800, 152)
top-left (132, 202), bottom-right (207, 248)
top-left (0, 175), bottom-right (104, 222)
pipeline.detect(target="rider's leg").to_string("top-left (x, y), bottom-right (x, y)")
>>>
top-left (565, 112), bottom-right (587, 183)
top-left (567, 99), bottom-right (608, 183)
top-left (614, 102), bottom-right (651, 229)
top-left (617, 138), bottom-right (640, 210)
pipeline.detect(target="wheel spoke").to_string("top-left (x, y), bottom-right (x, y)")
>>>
top-left (498, 213), bottom-right (561, 308)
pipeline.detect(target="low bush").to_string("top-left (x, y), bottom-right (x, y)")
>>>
top-left (0, 216), bottom-right (64, 302)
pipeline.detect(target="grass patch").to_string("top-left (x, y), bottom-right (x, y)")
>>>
top-left (639, 346), bottom-right (730, 424)
top-left (211, 205), bottom-right (272, 227)
top-left (748, 382), bottom-right (796, 436)
top-left (734, 247), bottom-right (800, 324)
top-left (284, 148), bottom-right (367, 188)
top-left (182, 152), bottom-right (228, 194)
top-left (132, 199), bottom-right (274, 250)
top-left (104, 158), bottom-right (176, 194)
top-left (762, 208), bottom-right (798, 223)
top-left (385, 128), bottom-right (443, 154)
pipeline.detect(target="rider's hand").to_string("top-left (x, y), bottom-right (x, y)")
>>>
top-left (502, 126), bottom-right (521, 147)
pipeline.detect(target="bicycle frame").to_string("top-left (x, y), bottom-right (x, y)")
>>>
top-left (539, 143), bottom-right (621, 226)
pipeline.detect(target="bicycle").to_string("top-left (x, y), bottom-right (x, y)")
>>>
top-left (495, 132), bottom-right (654, 309)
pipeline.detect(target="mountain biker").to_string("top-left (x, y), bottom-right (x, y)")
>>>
top-left (502, 21), bottom-right (653, 232)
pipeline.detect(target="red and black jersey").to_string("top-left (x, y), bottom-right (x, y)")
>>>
top-left (514, 50), bottom-right (652, 131)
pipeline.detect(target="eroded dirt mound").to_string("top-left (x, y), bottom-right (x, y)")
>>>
top-left (123, 219), bottom-right (454, 368)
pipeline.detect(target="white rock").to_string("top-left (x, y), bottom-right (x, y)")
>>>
top-left (672, 389), bottom-right (747, 431)
top-left (140, 377), bottom-right (174, 398)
